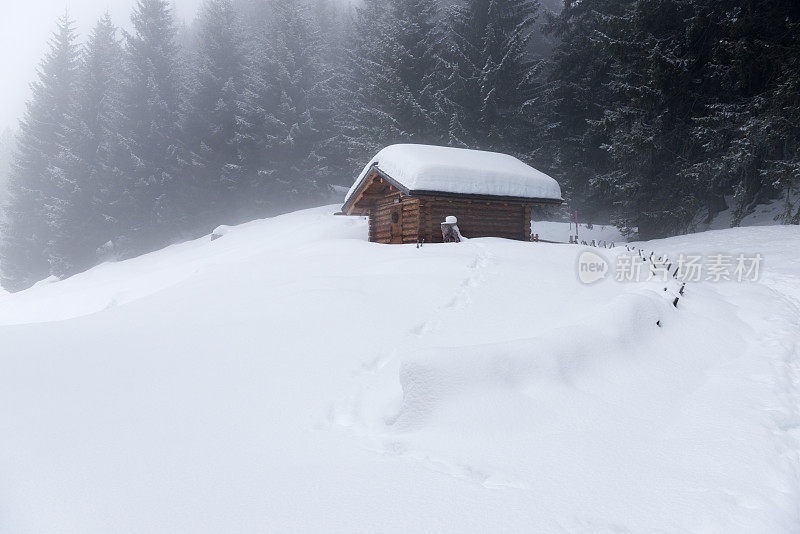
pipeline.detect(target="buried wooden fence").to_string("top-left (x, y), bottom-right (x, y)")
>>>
top-left (536, 236), bottom-right (689, 312)
top-left (431, 223), bottom-right (688, 314)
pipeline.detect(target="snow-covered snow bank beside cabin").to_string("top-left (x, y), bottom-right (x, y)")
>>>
top-left (0, 206), bottom-right (799, 533)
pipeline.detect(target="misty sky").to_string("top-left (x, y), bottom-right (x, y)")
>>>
top-left (0, 0), bottom-right (205, 133)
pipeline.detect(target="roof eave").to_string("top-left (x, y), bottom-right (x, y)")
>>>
top-left (341, 165), bottom-right (564, 214)
top-left (410, 189), bottom-right (564, 205)
top-left (341, 165), bottom-right (410, 215)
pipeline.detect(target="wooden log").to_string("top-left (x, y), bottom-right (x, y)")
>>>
top-left (455, 221), bottom-right (525, 229)
top-left (441, 222), bottom-right (461, 243)
top-left (429, 205), bottom-right (523, 214)
top-left (523, 206), bottom-right (532, 240)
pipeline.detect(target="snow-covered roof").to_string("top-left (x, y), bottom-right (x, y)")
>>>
top-left (344, 144), bottom-right (562, 205)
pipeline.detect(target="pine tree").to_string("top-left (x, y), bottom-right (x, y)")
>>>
top-left (115, 0), bottom-right (187, 255)
top-left (309, 0), bottom-right (353, 184)
top-left (183, 0), bottom-right (247, 228)
top-left (0, 15), bottom-right (79, 291)
top-left (590, 0), bottom-right (712, 238)
top-left (239, 0), bottom-right (335, 214)
top-left (688, 0), bottom-right (800, 225)
top-left (309, 0), bottom-right (348, 68)
top-left (535, 0), bottom-right (621, 221)
top-left (537, 0), bottom-right (799, 235)
top-left (444, 0), bottom-right (542, 152)
top-left (0, 128), bottom-right (14, 205)
top-left (49, 14), bottom-right (125, 276)
top-left (343, 0), bottom-right (447, 166)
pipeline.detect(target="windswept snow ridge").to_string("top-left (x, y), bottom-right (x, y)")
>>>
top-left (0, 206), bottom-right (799, 533)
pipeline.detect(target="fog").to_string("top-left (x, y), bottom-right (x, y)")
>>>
top-left (1, 0), bottom-right (797, 293)
top-left (0, 0), bottom-right (205, 132)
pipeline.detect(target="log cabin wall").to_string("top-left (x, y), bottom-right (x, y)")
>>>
top-left (400, 196), bottom-right (421, 243)
top-left (366, 193), bottom-right (532, 244)
top-left (368, 193), bottom-right (420, 244)
top-left (418, 196), bottom-right (531, 243)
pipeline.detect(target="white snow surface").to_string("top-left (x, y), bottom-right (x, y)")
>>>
top-left (345, 144), bottom-right (562, 203)
top-left (1, 206), bottom-right (799, 533)
top-left (211, 224), bottom-right (232, 239)
top-left (533, 220), bottom-right (627, 243)
top-left (700, 192), bottom-right (800, 231)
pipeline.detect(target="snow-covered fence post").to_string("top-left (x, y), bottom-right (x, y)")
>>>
top-left (441, 216), bottom-right (462, 243)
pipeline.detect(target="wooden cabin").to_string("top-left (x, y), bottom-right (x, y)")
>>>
top-left (341, 144), bottom-right (563, 244)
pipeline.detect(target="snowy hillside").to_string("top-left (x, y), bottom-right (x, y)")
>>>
top-left (1, 206), bottom-right (799, 533)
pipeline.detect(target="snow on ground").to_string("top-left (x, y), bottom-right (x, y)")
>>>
top-left (1, 206), bottom-right (799, 532)
top-left (532, 220), bottom-right (626, 244)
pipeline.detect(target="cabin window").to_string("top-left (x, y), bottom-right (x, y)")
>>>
top-left (391, 211), bottom-right (399, 224)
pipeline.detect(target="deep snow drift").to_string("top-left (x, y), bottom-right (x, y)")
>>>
top-left (0, 206), bottom-right (798, 533)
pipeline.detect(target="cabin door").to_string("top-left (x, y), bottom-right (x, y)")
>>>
top-left (390, 205), bottom-right (403, 244)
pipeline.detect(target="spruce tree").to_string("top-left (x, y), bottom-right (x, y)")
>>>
top-left (688, 0), bottom-right (800, 225)
top-left (536, 0), bottom-right (621, 221)
top-left (239, 0), bottom-right (335, 214)
top-left (343, 0), bottom-right (447, 166)
top-left (49, 14), bottom-right (125, 276)
top-left (183, 0), bottom-right (247, 227)
top-left (116, 0), bottom-right (186, 254)
top-left (590, 0), bottom-right (710, 238)
top-left (444, 0), bottom-right (542, 152)
top-left (309, 0), bottom-right (353, 184)
top-left (0, 15), bottom-right (79, 291)
top-left (546, 0), bottom-right (800, 234)
top-left (0, 128), bottom-right (14, 205)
